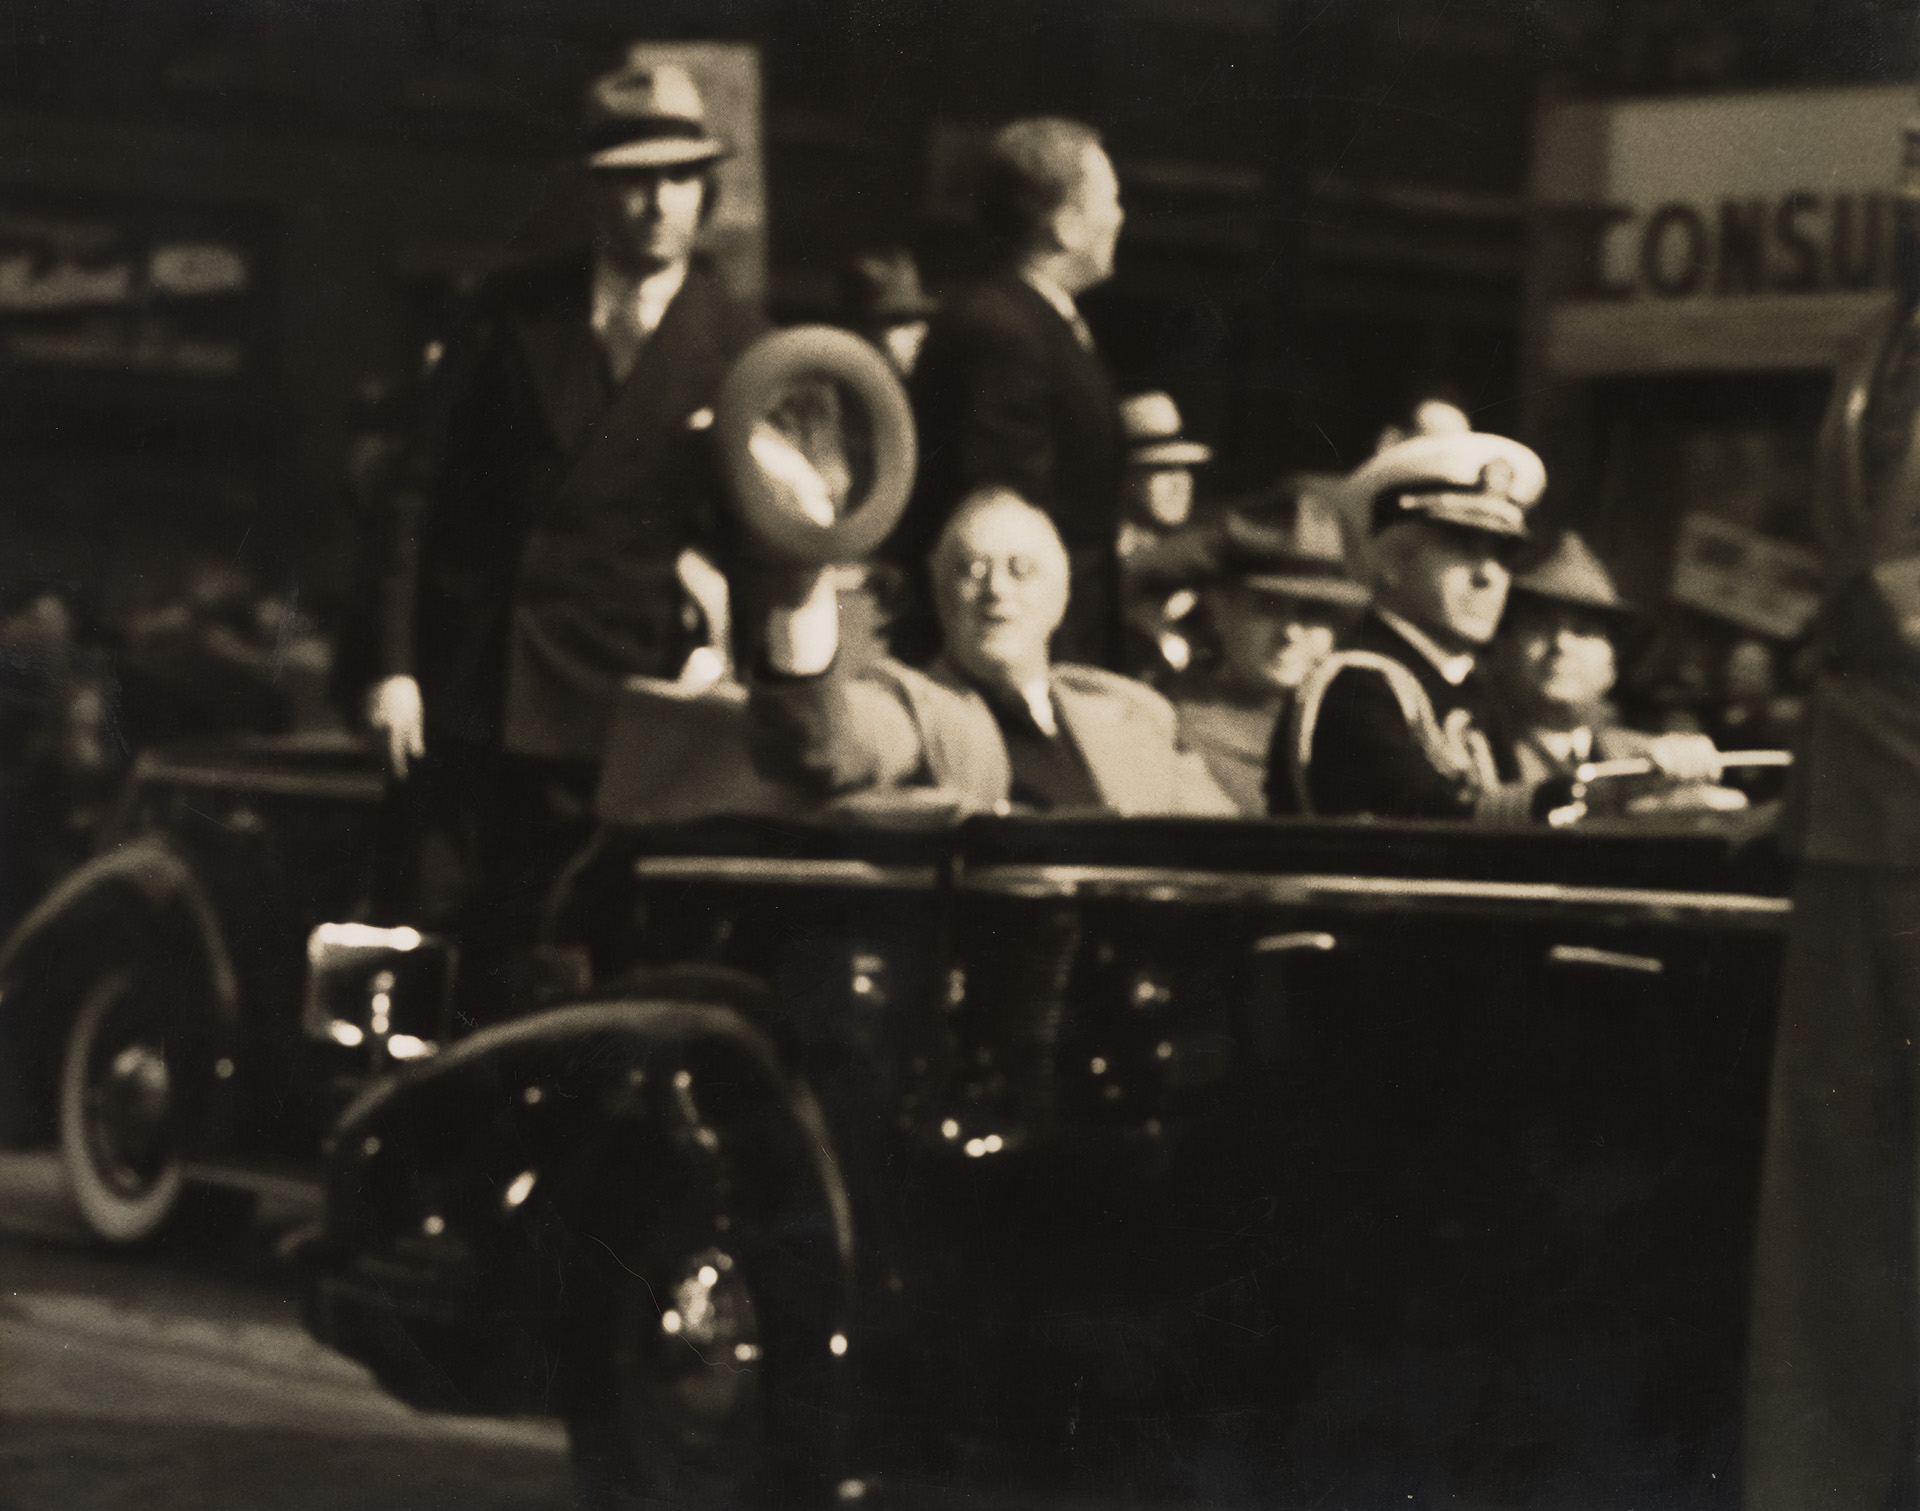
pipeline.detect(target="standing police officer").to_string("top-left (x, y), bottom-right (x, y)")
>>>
top-left (362, 53), bottom-right (761, 949)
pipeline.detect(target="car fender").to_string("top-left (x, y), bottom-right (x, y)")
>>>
top-left (311, 986), bottom-right (856, 1417)
top-left (0, 838), bottom-right (239, 1145)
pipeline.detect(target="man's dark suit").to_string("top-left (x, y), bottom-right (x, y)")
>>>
top-left (379, 251), bottom-right (762, 757)
top-left (897, 273), bottom-right (1122, 664)
top-left (369, 251), bottom-right (760, 963)
top-left (1267, 613), bottom-right (1520, 819)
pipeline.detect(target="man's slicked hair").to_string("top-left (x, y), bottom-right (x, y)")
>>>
top-left (976, 117), bottom-right (1104, 257)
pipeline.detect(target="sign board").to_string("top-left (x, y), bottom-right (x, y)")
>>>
top-left (0, 188), bottom-right (274, 390)
top-left (1536, 85), bottom-right (1912, 375)
top-left (1667, 511), bottom-right (1824, 639)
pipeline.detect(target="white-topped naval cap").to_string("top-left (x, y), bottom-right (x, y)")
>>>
top-left (1344, 429), bottom-right (1546, 540)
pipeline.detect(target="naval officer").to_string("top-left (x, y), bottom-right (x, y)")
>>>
top-left (1268, 425), bottom-right (1581, 824)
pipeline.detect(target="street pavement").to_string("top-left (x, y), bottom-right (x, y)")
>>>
top-left (0, 1151), bottom-right (573, 1511)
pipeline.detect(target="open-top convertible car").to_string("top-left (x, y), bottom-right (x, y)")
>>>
top-left (0, 716), bottom-right (1790, 1506)
top-left (295, 793), bottom-right (1786, 1508)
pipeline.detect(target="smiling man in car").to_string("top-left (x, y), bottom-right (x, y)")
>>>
top-left (752, 486), bottom-right (1234, 815)
top-left (1269, 425), bottom-right (1582, 824)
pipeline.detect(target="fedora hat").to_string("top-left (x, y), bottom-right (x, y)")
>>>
top-left (583, 55), bottom-right (729, 172)
top-left (1121, 391), bottom-right (1212, 468)
top-left (1509, 530), bottom-right (1636, 618)
top-left (1217, 491), bottom-right (1370, 609)
top-left (840, 249), bottom-right (939, 326)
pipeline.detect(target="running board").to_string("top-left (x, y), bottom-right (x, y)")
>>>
top-left (180, 1161), bottom-right (324, 1210)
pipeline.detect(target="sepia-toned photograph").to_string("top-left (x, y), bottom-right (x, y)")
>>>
top-left (0, 3), bottom-right (1916, 1507)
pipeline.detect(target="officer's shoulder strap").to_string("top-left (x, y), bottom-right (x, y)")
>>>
top-left (1285, 650), bottom-right (1451, 816)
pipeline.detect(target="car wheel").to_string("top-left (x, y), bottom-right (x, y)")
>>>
top-left (58, 967), bottom-right (188, 1245)
top-left (57, 961), bottom-right (251, 1249)
top-left (564, 1223), bottom-right (767, 1510)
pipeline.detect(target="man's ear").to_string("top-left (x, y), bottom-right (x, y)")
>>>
top-left (1040, 203), bottom-right (1076, 255)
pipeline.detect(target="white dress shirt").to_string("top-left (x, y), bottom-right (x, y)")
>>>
top-left (591, 258), bottom-right (689, 383)
top-left (1376, 609), bottom-right (1476, 687)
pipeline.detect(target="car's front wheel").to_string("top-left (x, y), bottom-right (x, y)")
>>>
top-left (58, 967), bottom-right (186, 1244)
top-left (57, 961), bottom-right (250, 1248)
top-left (564, 1215), bottom-right (768, 1509)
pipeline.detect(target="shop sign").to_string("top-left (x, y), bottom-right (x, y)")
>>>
top-left (1668, 512), bottom-right (1823, 640)
top-left (1536, 85), bottom-right (1914, 374)
top-left (0, 188), bottom-right (272, 389)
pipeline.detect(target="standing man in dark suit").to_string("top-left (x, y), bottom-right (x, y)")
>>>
top-left (1745, 104), bottom-right (1920, 1511)
top-left (900, 117), bottom-right (1126, 666)
top-left (362, 52), bottom-right (761, 957)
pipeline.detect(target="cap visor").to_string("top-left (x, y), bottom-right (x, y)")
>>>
top-left (1130, 441), bottom-right (1213, 466)
top-left (589, 137), bottom-right (729, 171)
top-left (1404, 494), bottom-right (1529, 537)
top-left (1240, 573), bottom-right (1371, 607)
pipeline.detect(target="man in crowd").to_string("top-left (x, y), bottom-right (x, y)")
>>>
top-left (1267, 425), bottom-right (1579, 823)
top-left (1490, 530), bottom-right (1732, 812)
top-left (753, 486), bottom-right (1235, 816)
top-left (898, 117), bottom-right (1126, 665)
top-left (1161, 493), bottom-right (1368, 814)
top-left (1114, 390), bottom-right (1212, 674)
top-left (1745, 102), bottom-right (1920, 1511)
top-left (840, 246), bottom-right (940, 378)
top-left (362, 53), bottom-right (761, 939)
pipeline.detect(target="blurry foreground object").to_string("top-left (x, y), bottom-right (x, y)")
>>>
top-left (1746, 98), bottom-right (1920, 1511)
top-left (1491, 531), bottom-right (1751, 818)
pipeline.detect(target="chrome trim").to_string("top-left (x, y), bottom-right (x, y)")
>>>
top-left (634, 856), bottom-right (940, 890)
top-left (1251, 931), bottom-right (1339, 954)
top-left (961, 863), bottom-right (1790, 923)
top-left (1548, 944), bottom-right (1665, 975)
top-left (134, 753), bottom-right (386, 803)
